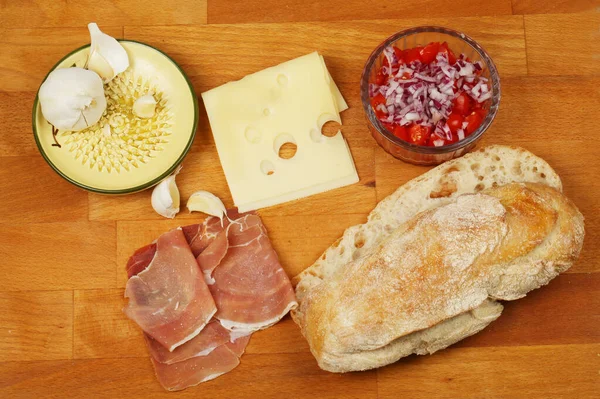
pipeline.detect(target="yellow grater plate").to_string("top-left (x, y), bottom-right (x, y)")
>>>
top-left (32, 41), bottom-right (198, 194)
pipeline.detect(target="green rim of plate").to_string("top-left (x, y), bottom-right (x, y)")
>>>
top-left (31, 40), bottom-right (199, 195)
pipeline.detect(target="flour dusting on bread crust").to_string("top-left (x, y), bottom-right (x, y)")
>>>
top-left (293, 146), bottom-right (562, 304)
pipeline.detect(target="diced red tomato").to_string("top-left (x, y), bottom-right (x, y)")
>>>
top-left (426, 134), bottom-right (442, 147)
top-left (392, 46), bottom-right (405, 65)
top-left (370, 93), bottom-right (387, 118)
top-left (370, 93), bottom-right (385, 109)
top-left (375, 69), bottom-right (387, 85)
top-left (452, 92), bottom-right (471, 116)
top-left (382, 122), bottom-right (395, 132)
top-left (404, 47), bottom-right (423, 64)
top-left (446, 112), bottom-right (464, 134)
top-left (408, 124), bottom-right (431, 145)
top-left (419, 42), bottom-right (440, 64)
top-left (464, 110), bottom-right (485, 134)
top-left (439, 42), bottom-right (457, 64)
top-left (393, 125), bottom-right (409, 141)
top-left (472, 101), bottom-right (484, 111)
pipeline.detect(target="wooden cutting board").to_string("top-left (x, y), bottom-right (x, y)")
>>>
top-left (0, 2), bottom-right (598, 398)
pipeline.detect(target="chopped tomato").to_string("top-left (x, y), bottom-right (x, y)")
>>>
top-left (393, 125), bottom-right (409, 141)
top-left (392, 46), bottom-right (405, 64)
top-left (439, 42), bottom-right (457, 64)
top-left (370, 93), bottom-right (387, 118)
top-left (446, 112), bottom-right (464, 134)
top-left (375, 69), bottom-right (387, 85)
top-left (464, 110), bottom-right (485, 134)
top-left (404, 47), bottom-right (423, 64)
top-left (408, 124), bottom-right (431, 145)
top-left (426, 133), bottom-right (443, 147)
top-left (419, 42), bottom-right (440, 64)
top-left (452, 92), bottom-right (471, 116)
top-left (370, 93), bottom-right (385, 109)
top-left (382, 122), bottom-right (395, 132)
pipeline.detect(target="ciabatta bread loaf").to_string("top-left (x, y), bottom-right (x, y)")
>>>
top-left (293, 146), bottom-right (562, 301)
top-left (294, 182), bottom-right (584, 372)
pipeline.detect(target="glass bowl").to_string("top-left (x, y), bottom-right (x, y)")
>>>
top-left (360, 26), bottom-right (500, 165)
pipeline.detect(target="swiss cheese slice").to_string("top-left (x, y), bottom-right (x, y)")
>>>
top-left (202, 52), bottom-right (358, 212)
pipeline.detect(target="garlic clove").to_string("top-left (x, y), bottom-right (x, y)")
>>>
top-left (87, 22), bottom-right (129, 83)
top-left (133, 94), bottom-right (157, 118)
top-left (38, 67), bottom-right (107, 131)
top-left (151, 169), bottom-right (181, 219)
top-left (186, 191), bottom-right (227, 221)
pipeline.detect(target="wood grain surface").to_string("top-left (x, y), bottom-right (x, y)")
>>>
top-left (0, 1), bottom-right (599, 398)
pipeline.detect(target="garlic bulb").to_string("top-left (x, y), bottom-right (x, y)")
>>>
top-left (38, 67), bottom-right (107, 131)
top-left (151, 170), bottom-right (181, 218)
top-left (187, 191), bottom-right (227, 222)
top-left (133, 94), bottom-right (157, 118)
top-left (87, 23), bottom-right (129, 83)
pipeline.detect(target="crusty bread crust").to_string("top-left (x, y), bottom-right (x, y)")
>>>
top-left (295, 183), bottom-right (584, 373)
top-left (293, 146), bottom-right (562, 302)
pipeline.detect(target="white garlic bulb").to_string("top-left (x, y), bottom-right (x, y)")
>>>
top-left (186, 191), bottom-right (227, 222)
top-left (38, 67), bottom-right (107, 131)
top-left (87, 23), bottom-right (129, 83)
top-left (133, 94), bottom-right (157, 118)
top-left (151, 170), bottom-right (181, 218)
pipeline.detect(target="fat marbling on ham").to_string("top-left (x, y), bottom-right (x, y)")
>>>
top-left (124, 228), bottom-right (217, 351)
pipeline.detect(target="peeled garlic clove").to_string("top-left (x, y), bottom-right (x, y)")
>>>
top-left (187, 191), bottom-right (227, 221)
top-left (151, 171), bottom-right (181, 219)
top-left (38, 67), bottom-right (107, 131)
top-left (133, 94), bottom-right (157, 118)
top-left (87, 22), bottom-right (129, 83)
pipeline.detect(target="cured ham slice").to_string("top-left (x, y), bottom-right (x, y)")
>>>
top-left (151, 335), bottom-right (251, 391)
top-left (124, 228), bottom-right (217, 351)
top-left (197, 214), bottom-right (297, 333)
top-left (195, 229), bottom-right (228, 285)
top-left (145, 320), bottom-right (232, 364)
top-left (181, 209), bottom-right (245, 257)
top-left (126, 243), bottom-right (156, 278)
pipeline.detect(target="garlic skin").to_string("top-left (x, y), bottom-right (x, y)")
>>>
top-left (151, 171), bottom-right (181, 218)
top-left (38, 67), bottom-right (107, 131)
top-left (187, 191), bottom-right (227, 222)
top-left (133, 94), bottom-right (157, 118)
top-left (87, 22), bottom-right (129, 83)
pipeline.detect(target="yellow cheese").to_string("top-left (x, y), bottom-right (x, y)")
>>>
top-left (202, 52), bottom-right (358, 212)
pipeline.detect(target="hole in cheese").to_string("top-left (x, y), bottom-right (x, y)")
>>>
top-left (244, 126), bottom-right (261, 144)
top-left (263, 108), bottom-right (271, 116)
top-left (273, 133), bottom-right (297, 159)
top-left (277, 74), bottom-right (288, 86)
top-left (260, 160), bottom-right (275, 175)
top-left (279, 142), bottom-right (297, 159)
top-left (310, 128), bottom-right (322, 143)
top-left (321, 120), bottom-right (341, 138)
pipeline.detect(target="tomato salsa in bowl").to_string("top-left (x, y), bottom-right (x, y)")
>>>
top-left (360, 26), bottom-right (500, 165)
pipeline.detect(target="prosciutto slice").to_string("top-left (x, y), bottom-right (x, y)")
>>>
top-left (182, 209), bottom-right (245, 257)
top-left (145, 320), bottom-right (233, 364)
top-left (197, 214), bottom-right (298, 333)
top-left (126, 243), bottom-right (156, 278)
top-left (124, 228), bottom-right (217, 351)
top-left (151, 335), bottom-right (251, 392)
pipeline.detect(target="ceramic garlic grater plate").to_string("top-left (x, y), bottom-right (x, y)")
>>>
top-left (33, 41), bottom-right (198, 194)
